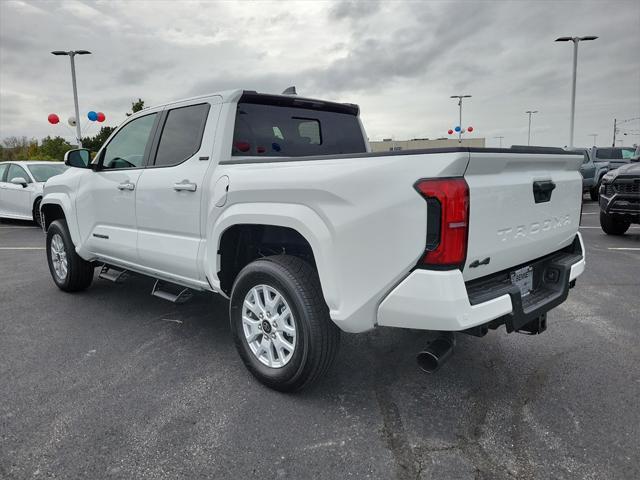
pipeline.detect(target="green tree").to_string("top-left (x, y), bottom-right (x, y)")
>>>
top-left (39, 136), bottom-right (72, 160)
top-left (1, 136), bottom-right (38, 161)
top-left (126, 98), bottom-right (145, 117)
top-left (82, 126), bottom-right (116, 152)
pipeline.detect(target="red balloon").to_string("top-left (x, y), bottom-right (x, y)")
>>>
top-left (467, 126), bottom-right (474, 132)
top-left (447, 129), bottom-right (453, 135)
top-left (48, 113), bottom-right (59, 124)
top-left (97, 112), bottom-right (106, 122)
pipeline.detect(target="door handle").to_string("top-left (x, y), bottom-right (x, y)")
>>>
top-left (532, 180), bottom-right (556, 203)
top-left (117, 182), bottom-right (135, 191)
top-left (173, 180), bottom-right (197, 192)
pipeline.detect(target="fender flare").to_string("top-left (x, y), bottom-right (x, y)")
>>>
top-left (40, 195), bottom-right (81, 246)
top-left (205, 202), bottom-right (338, 311)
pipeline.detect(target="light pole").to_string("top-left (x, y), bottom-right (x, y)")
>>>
top-left (612, 117), bottom-right (640, 146)
top-left (588, 133), bottom-right (597, 145)
top-left (51, 50), bottom-right (91, 147)
top-left (526, 110), bottom-right (538, 146)
top-left (450, 95), bottom-right (471, 144)
top-left (494, 136), bottom-right (504, 148)
top-left (555, 36), bottom-right (597, 148)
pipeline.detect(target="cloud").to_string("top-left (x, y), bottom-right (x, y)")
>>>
top-left (0, 0), bottom-right (638, 148)
top-left (328, 0), bottom-right (382, 21)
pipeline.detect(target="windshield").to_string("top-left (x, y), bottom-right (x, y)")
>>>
top-left (621, 147), bottom-right (635, 159)
top-left (27, 163), bottom-right (68, 182)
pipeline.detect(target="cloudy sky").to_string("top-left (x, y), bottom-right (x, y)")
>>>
top-left (1, 0), bottom-right (638, 148)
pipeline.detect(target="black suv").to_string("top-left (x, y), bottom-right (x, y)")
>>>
top-left (599, 161), bottom-right (640, 235)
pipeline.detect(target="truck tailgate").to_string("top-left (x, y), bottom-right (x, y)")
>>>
top-left (463, 152), bottom-right (583, 281)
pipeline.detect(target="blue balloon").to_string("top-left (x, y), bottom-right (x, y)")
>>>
top-left (87, 111), bottom-right (98, 121)
top-left (454, 126), bottom-right (461, 132)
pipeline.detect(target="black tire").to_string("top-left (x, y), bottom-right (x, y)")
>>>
top-left (589, 186), bottom-right (599, 201)
top-left (33, 198), bottom-right (42, 228)
top-left (600, 211), bottom-right (630, 236)
top-left (229, 255), bottom-right (340, 392)
top-left (46, 219), bottom-right (94, 292)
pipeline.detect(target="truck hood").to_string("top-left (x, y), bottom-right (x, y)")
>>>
top-left (603, 161), bottom-right (640, 181)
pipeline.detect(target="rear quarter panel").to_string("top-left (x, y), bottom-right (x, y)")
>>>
top-left (210, 152), bottom-right (469, 332)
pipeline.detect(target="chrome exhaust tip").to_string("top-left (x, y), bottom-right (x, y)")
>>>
top-left (416, 333), bottom-right (455, 373)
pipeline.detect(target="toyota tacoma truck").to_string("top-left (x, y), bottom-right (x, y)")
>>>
top-left (599, 161), bottom-right (640, 235)
top-left (40, 89), bottom-right (586, 391)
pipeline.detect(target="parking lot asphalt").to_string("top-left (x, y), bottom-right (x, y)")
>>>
top-left (1, 199), bottom-right (639, 480)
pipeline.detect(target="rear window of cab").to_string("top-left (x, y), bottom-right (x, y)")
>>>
top-left (232, 100), bottom-right (366, 157)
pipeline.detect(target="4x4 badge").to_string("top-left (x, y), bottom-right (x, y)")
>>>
top-left (469, 257), bottom-right (491, 268)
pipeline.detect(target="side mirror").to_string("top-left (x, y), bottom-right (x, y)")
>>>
top-left (10, 177), bottom-right (28, 187)
top-left (64, 148), bottom-right (91, 168)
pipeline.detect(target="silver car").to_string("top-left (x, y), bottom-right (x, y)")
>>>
top-left (0, 161), bottom-right (68, 227)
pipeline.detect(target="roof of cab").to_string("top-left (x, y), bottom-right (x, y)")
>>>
top-left (142, 89), bottom-right (359, 116)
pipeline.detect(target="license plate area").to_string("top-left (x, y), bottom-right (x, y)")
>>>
top-left (510, 266), bottom-right (533, 297)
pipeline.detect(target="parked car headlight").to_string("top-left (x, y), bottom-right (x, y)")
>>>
top-left (602, 172), bottom-right (616, 184)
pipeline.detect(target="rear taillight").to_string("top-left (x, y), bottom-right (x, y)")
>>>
top-left (414, 178), bottom-right (469, 270)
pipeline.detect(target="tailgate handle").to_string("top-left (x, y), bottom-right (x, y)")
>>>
top-left (533, 180), bottom-right (556, 203)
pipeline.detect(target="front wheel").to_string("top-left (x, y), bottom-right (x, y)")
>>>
top-left (589, 186), bottom-right (599, 201)
top-left (229, 255), bottom-right (340, 392)
top-left (46, 219), bottom-right (95, 291)
top-left (600, 211), bottom-right (630, 235)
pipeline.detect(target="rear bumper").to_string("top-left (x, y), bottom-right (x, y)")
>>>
top-left (377, 233), bottom-right (585, 332)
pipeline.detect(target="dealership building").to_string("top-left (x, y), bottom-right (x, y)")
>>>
top-left (369, 137), bottom-right (486, 152)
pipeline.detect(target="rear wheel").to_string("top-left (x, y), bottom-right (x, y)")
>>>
top-left (33, 198), bottom-right (42, 228)
top-left (46, 219), bottom-right (94, 291)
top-left (600, 211), bottom-right (630, 235)
top-left (229, 255), bottom-right (340, 392)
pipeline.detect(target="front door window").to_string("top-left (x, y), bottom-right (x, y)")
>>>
top-left (100, 113), bottom-right (157, 170)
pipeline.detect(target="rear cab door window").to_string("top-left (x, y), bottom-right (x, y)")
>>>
top-left (152, 103), bottom-right (210, 167)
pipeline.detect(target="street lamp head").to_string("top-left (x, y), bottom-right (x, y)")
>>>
top-left (555, 36), bottom-right (597, 43)
top-left (51, 50), bottom-right (91, 56)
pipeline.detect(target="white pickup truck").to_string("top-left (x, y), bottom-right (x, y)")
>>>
top-left (41, 89), bottom-right (586, 391)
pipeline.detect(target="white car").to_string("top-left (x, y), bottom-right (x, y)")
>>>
top-left (0, 161), bottom-right (68, 227)
top-left (40, 89), bottom-right (586, 391)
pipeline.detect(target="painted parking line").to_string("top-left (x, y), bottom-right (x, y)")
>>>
top-left (0, 247), bottom-right (45, 250)
top-left (581, 212), bottom-right (599, 215)
top-left (607, 247), bottom-right (640, 251)
top-left (0, 226), bottom-right (39, 229)
top-left (579, 226), bottom-right (640, 229)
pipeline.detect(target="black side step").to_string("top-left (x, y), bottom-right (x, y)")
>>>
top-left (98, 264), bottom-right (129, 283)
top-left (151, 279), bottom-right (193, 304)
